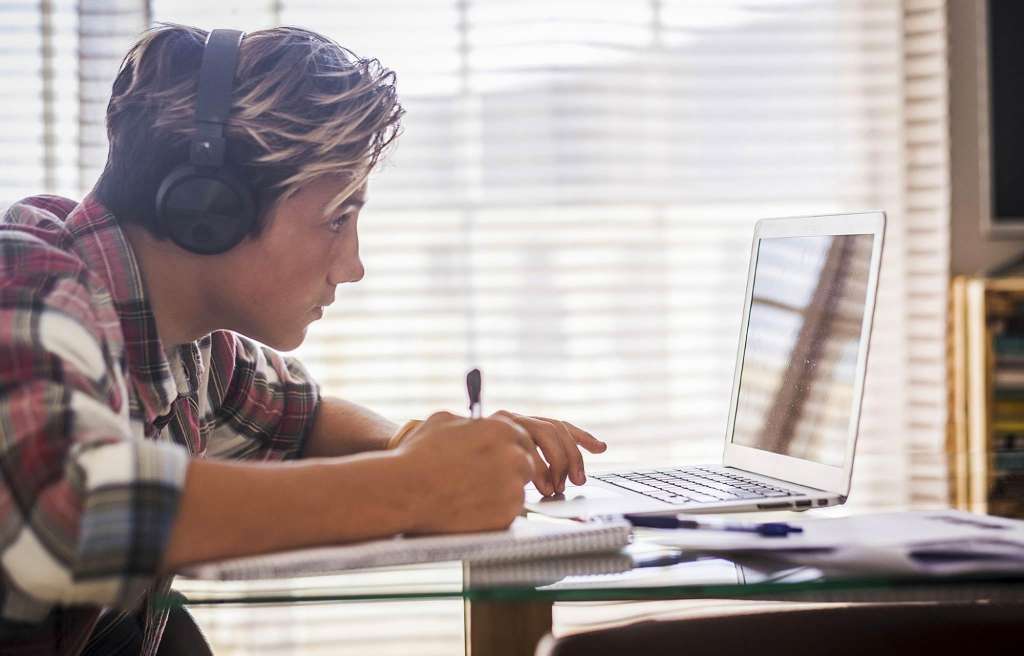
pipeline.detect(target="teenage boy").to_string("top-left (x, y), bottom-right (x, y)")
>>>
top-left (0, 24), bottom-right (606, 654)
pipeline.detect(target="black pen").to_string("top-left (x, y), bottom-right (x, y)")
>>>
top-left (466, 368), bottom-right (482, 419)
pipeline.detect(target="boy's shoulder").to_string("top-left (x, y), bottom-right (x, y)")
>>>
top-left (4, 194), bottom-right (78, 223)
top-left (0, 195), bottom-right (115, 336)
top-left (0, 194), bottom-right (91, 278)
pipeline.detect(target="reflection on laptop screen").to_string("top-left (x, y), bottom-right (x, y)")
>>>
top-left (730, 234), bottom-right (874, 467)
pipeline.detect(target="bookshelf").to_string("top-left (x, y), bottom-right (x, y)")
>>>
top-left (948, 276), bottom-right (1024, 518)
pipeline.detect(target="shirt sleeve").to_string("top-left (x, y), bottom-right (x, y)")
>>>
top-left (205, 330), bottom-right (321, 461)
top-left (0, 264), bottom-right (190, 617)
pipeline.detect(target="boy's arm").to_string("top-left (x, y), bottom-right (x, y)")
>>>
top-left (0, 265), bottom-right (190, 612)
top-left (299, 396), bottom-right (398, 457)
top-left (160, 449), bottom-right (415, 572)
top-left (160, 411), bottom-right (540, 573)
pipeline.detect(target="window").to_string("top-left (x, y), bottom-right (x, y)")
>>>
top-left (10, 0), bottom-right (952, 515)
top-left (3, 1), bottom-right (951, 652)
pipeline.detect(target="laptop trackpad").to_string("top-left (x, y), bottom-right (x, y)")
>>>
top-left (526, 482), bottom-right (624, 503)
top-left (525, 482), bottom-right (664, 517)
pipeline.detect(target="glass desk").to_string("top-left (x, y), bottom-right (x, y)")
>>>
top-left (170, 532), bottom-right (1024, 656)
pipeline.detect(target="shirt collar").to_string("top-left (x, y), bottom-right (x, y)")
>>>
top-left (63, 194), bottom-right (180, 423)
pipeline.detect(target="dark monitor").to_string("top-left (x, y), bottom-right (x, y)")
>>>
top-left (986, 1), bottom-right (1024, 233)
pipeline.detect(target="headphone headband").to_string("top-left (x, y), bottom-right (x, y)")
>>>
top-left (190, 29), bottom-right (245, 168)
top-left (154, 27), bottom-right (256, 255)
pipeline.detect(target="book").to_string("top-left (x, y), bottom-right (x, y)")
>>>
top-left (949, 275), bottom-right (969, 509)
top-left (178, 517), bottom-right (633, 581)
top-left (965, 277), bottom-right (990, 512)
top-left (950, 275), bottom-right (1024, 518)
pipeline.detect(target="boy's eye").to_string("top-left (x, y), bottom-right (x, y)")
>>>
top-left (329, 215), bottom-right (352, 232)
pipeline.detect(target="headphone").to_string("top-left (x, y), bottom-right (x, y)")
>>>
top-left (154, 29), bottom-right (256, 255)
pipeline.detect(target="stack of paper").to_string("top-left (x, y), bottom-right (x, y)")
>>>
top-left (642, 510), bottom-right (1024, 576)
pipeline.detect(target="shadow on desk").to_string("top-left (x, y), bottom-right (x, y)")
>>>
top-left (537, 602), bottom-right (1023, 656)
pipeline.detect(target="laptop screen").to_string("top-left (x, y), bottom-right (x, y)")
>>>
top-left (729, 233), bottom-right (875, 467)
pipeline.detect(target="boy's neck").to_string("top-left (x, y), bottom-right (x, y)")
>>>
top-left (122, 224), bottom-right (219, 348)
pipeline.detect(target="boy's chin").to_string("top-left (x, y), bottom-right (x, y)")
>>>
top-left (269, 330), bottom-right (307, 352)
top-left (243, 325), bottom-right (307, 352)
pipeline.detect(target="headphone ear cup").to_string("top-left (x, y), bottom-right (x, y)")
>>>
top-left (155, 165), bottom-right (256, 255)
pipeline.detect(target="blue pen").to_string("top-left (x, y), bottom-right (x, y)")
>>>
top-left (623, 513), bottom-right (802, 537)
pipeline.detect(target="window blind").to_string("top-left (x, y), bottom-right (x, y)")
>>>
top-left (3, 0), bottom-right (952, 508)
top-left (2, 1), bottom-right (951, 652)
top-left (286, 0), bottom-right (951, 512)
top-left (902, 0), bottom-right (950, 506)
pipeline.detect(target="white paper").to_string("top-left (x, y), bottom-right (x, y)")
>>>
top-left (642, 510), bottom-right (1024, 576)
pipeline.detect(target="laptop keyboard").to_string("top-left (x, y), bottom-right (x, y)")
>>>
top-left (593, 466), bottom-right (801, 505)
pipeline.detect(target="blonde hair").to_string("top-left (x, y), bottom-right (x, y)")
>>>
top-left (95, 23), bottom-right (404, 229)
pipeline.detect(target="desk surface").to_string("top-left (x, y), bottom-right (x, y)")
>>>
top-left (168, 512), bottom-right (1024, 656)
top-left (171, 530), bottom-right (1024, 607)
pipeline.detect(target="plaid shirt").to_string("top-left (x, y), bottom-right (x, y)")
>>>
top-left (0, 194), bottom-right (321, 653)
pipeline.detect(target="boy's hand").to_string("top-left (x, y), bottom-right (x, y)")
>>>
top-left (398, 411), bottom-right (540, 534)
top-left (489, 410), bottom-right (607, 496)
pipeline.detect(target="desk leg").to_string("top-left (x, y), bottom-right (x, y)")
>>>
top-left (464, 598), bottom-right (553, 656)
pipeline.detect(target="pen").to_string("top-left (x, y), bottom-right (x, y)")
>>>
top-left (466, 368), bottom-right (482, 419)
top-left (631, 552), bottom-right (701, 568)
top-left (622, 513), bottom-right (803, 537)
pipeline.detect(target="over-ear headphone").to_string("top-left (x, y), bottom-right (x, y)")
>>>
top-left (154, 29), bottom-right (256, 255)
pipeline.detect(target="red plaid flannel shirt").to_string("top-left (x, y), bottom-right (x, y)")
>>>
top-left (0, 194), bottom-right (321, 654)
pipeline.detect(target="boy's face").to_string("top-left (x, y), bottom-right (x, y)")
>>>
top-left (211, 175), bottom-right (366, 351)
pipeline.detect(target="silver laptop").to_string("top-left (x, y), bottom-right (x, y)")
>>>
top-left (526, 211), bottom-right (886, 518)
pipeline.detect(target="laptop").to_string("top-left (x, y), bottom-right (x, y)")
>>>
top-left (526, 211), bottom-right (886, 518)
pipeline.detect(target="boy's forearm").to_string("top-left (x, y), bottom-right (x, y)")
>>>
top-left (301, 396), bottom-right (399, 458)
top-left (160, 450), bottom-right (420, 573)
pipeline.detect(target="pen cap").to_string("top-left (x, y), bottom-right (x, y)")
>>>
top-left (466, 368), bottom-right (481, 405)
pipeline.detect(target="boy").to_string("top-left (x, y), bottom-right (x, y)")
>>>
top-left (0, 24), bottom-right (605, 654)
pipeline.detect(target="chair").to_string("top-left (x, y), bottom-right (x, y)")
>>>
top-left (535, 602), bottom-right (1024, 656)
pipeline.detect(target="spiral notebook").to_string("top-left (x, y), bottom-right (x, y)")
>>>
top-left (464, 551), bottom-right (635, 588)
top-left (179, 517), bottom-right (633, 581)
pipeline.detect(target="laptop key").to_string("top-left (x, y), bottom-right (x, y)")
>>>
top-left (663, 487), bottom-right (719, 502)
top-left (606, 479), bottom-right (660, 494)
top-left (679, 483), bottom-right (731, 499)
top-left (687, 480), bottom-right (739, 493)
top-left (680, 491), bottom-right (717, 503)
top-left (615, 480), bottom-right (652, 488)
